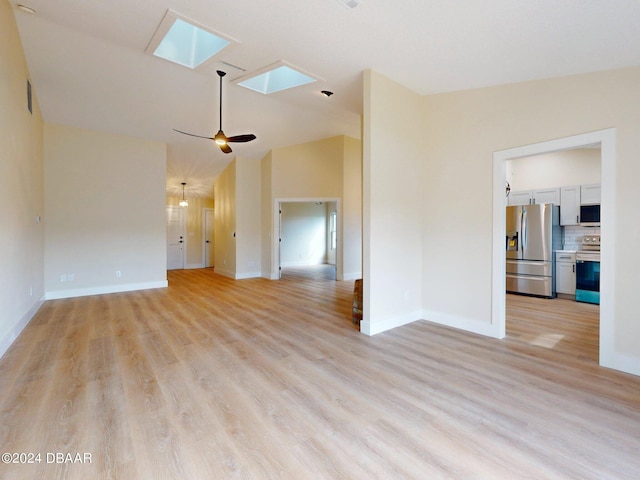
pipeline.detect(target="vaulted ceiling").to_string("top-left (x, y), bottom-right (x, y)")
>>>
top-left (12, 0), bottom-right (640, 197)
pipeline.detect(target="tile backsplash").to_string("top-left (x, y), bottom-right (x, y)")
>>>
top-left (562, 225), bottom-right (601, 250)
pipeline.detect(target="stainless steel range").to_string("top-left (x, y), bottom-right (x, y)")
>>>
top-left (576, 235), bottom-right (600, 304)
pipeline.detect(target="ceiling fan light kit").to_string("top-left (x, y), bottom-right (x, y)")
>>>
top-left (173, 70), bottom-right (257, 154)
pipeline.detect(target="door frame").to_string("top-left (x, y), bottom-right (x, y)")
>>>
top-left (492, 128), bottom-right (616, 369)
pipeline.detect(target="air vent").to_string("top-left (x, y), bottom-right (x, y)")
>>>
top-left (27, 80), bottom-right (32, 114)
top-left (337, 0), bottom-right (360, 8)
top-left (221, 61), bottom-right (246, 72)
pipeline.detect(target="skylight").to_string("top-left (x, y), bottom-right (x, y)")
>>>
top-left (235, 62), bottom-right (321, 94)
top-left (146, 10), bottom-right (236, 69)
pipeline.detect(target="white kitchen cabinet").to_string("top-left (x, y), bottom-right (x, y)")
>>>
top-left (581, 183), bottom-right (601, 205)
top-left (534, 187), bottom-right (561, 205)
top-left (560, 185), bottom-right (581, 226)
top-left (556, 251), bottom-right (576, 296)
top-left (507, 191), bottom-right (533, 206)
top-left (507, 188), bottom-right (560, 206)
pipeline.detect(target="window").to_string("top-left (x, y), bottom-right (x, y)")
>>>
top-left (329, 211), bottom-right (337, 250)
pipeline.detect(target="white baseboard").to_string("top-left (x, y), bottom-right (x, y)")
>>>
top-left (45, 281), bottom-right (168, 300)
top-left (339, 272), bottom-right (362, 281)
top-left (214, 268), bottom-right (235, 279)
top-left (235, 272), bottom-right (261, 280)
top-left (0, 298), bottom-right (44, 359)
top-left (600, 350), bottom-right (640, 377)
top-left (281, 260), bottom-right (328, 267)
top-left (421, 309), bottom-right (501, 338)
top-left (185, 263), bottom-right (205, 269)
top-left (360, 310), bottom-right (422, 336)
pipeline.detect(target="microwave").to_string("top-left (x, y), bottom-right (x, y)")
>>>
top-left (580, 204), bottom-right (600, 226)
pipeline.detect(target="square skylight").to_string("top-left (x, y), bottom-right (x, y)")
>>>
top-left (146, 10), bottom-right (237, 69)
top-left (235, 61), bottom-right (321, 94)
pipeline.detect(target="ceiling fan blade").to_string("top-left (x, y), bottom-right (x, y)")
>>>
top-left (175, 72), bottom-right (253, 154)
top-left (173, 129), bottom-right (214, 140)
top-left (226, 134), bottom-right (257, 143)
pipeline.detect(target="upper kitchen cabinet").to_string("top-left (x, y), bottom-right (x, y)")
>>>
top-left (507, 191), bottom-right (533, 206)
top-left (581, 183), bottom-right (601, 205)
top-left (560, 183), bottom-right (601, 225)
top-left (560, 185), bottom-right (581, 226)
top-left (507, 187), bottom-right (560, 206)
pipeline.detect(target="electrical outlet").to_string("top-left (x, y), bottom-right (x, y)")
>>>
top-left (115, 270), bottom-right (121, 278)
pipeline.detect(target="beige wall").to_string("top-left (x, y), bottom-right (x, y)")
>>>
top-left (235, 156), bottom-right (262, 278)
top-left (272, 136), bottom-right (344, 197)
top-left (364, 66), bottom-right (640, 375)
top-left (166, 194), bottom-right (214, 267)
top-left (362, 70), bottom-right (424, 335)
top-left (214, 159), bottom-right (236, 277)
top-left (44, 123), bottom-right (167, 298)
top-left (260, 151), bottom-right (273, 277)
top-left (262, 135), bottom-right (362, 281)
top-left (422, 67), bottom-right (640, 374)
top-left (342, 135), bottom-right (363, 280)
top-left (0, 0), bottom-right (45, 356)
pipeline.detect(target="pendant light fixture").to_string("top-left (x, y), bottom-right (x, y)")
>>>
top-left (179, 182), bottom-right (189, 207)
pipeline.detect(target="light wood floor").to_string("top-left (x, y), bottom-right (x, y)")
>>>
top-left (1, 269), bottom-right (639, 479)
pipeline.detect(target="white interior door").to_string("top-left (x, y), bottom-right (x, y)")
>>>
top-left (204, 208), bottom-right (215, 268)
top-left (167, 206), bottom-right (185, 270)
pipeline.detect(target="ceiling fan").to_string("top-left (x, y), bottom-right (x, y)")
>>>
top-left (173, 70), bottom-right (256, 154)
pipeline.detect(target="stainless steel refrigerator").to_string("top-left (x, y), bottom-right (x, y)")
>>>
top-left (506, 203), bottom-right (561, 298)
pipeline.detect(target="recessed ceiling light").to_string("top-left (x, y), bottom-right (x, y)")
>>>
top-left (145, 9), bottom-right (238, 69)
top-left (17, 4), bottom-right (36, 14)
top-left (235, 61), bottom-right (322, 95)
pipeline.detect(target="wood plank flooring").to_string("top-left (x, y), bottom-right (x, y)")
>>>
top-left (0, 269), bottom-right (639, 479)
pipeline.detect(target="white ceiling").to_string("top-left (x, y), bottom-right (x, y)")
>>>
top-left (12, 0), bottom-right (640, 198)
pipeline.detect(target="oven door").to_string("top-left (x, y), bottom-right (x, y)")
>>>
top-left (576, 259), bottom-right (600, 304)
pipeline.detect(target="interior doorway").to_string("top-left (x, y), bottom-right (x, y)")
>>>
top-left (492, 128), bottom-right (616, 368)
top-left (277, 199), bottom-right (339, 281)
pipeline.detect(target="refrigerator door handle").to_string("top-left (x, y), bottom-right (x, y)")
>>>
top-left (521, 208), bottom-right (527, 253)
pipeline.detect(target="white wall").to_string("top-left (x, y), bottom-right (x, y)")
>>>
top-left (280, 202), bottom-right (328, 266)
top-left (44, 124), bottom-right (167, 298)
top-left (0, 1), bottom-right (45, 357)
top-left (506, 148), bottom-right (601, 191)
top-left (362, 70), bottom-right (424, 335)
